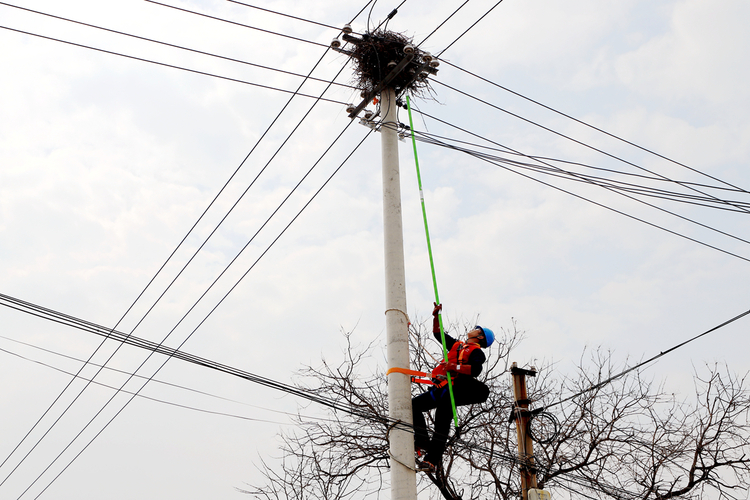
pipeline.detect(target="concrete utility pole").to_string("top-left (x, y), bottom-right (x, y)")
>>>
top-left (381, 86), bottom-right (418, 500)
top-left (334, 27), bottom-right (437, 500)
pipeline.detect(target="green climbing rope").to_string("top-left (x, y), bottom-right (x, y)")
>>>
top-left (406, 95), bottom-right (459, 427)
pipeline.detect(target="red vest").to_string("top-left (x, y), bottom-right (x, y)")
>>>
top-left (431, 341), bottom-right (480, 387)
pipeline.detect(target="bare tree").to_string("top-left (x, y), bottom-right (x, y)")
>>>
top-left (239, 320), bottom-right (750, 500)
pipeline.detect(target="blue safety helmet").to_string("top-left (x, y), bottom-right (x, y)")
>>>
top-left (475, 326), bottom-right (495, 348)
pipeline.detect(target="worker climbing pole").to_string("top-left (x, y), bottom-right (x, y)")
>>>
top-left (333, 21), bottom-right (497, 494)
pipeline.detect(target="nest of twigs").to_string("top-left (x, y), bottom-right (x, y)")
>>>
top-left (350, 30), bottom-right (434, 98)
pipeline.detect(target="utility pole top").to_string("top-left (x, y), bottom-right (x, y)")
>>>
top-left (511, 363), bottom-right (538, 377)
top-left (332, 27), bottom-right (439, 119)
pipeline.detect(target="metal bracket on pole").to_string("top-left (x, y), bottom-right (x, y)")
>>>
top-left (331, 46), bottom-right (354, 56)
top-left (348, 53), bottom-right (414, 118)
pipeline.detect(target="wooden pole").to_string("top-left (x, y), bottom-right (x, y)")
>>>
top-left (511, 362), bottom-right (538, 500)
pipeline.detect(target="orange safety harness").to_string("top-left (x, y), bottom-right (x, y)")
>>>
top-left (387, 341), bottom-right (480, 388)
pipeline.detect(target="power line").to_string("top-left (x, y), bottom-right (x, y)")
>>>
top-left (417, 0), bottom-right (471, 46)
top-left (1, 32), bottom-right (354, 494)
top-left (3, 0), bottom-right (378, 488)
top-left (369, 0), bottom-right (410, 33)
top-left (411, 132), bottom-right (750, 213)
top-left (0, 292), bottom-right (382, 423)
top-left (0, 334), bottom-right (288, 415)
top-left (0, 39), bottom-right (349, 491)
top-left (435, 0), bottom-right (504, 57)
top-left (2, 289), bottom-right (743, 500)
top-left (0, 2), bottom-right (355, 90)
top-left (441, 59), bottom-right (750, 195)
top-left (413, 129), bottom-right (748, 195)
top-left (411, 109), bottom-right (750, 263)
top-left (14, 107), bottom-right (359, 497)
top-left (145, 0), bottom-right (329, 48)
top-left (0, 345), bottom-right (293, 426)
top-left (226, 0), bottom-right (342, 31)
top-left (432, 78), bottom-right (750, 215)
top-left (20, 125), bottom-right (373, 499)
top-left (0, 335), bottom-right (343, 426)
top-left (541, 307), bottom-right (750, 411)
top-left (349, 0), bottom-right (378, 26)
top-left (0, 25), bottom-right (348, 105)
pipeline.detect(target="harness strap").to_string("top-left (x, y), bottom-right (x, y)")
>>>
top-left (387, 367), bottom-right (426, 377)
top-left (386, 367), bottom-right (436, 386)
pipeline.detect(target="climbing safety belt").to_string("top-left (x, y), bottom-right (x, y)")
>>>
top-left (385, 367), bottom-right (434, 386)
top-left (406, 95), bottom-right (459, 427)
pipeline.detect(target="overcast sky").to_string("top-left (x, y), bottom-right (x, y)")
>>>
top-left (1, 0), bottom-right (749, 498)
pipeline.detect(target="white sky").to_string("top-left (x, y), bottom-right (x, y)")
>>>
top-left (1, 0), bottom-right (749, 498)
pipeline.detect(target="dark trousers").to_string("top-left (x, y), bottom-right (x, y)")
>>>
top-left (412, 377), bottom-right (489, 465)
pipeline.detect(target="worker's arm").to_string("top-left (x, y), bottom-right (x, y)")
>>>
top-left (432, 302), bottom-right (441, 334)
top-left (432, 303), bottom-right (457, 349)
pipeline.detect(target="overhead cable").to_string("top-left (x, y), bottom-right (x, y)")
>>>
top-left (21, 126), bottom-right (374, 499)
top-left (0, 345), bottom-right (291, 426)
top-left (370, 0), bottom-right (409, 33)
top-left (411, 132), bottom-right (750, 212)
top-left (417, 0), bottom-right (471, 46)
top-left (0, 40), bottom-right (348, 490)
top-left (0, 334), bottom-right (300, 416)
top-left (144, 0), bottom-right (329, 48)
top-left (5, 0), bottom-right (373, 491)
top-left (541, 307), bottom-right (750, 411)
top-left (0, 335), bottom-right (341, 426)
top-left (432, 78), bottom-right (750, 214)
top-left (412, 123), bottom-right (750, 247)
top-left (1, 291), bottom-right (744, 500)
top-left (17, 103), bottom-right (360, 498)
top-left (349, 0), bottom-right (378, 26)
top-left (0, 38), bottom-right (343, 486)
top-left (0, 2), bottom-right (355, 90)
top-left (0, 292), bottom-right (385, 424)
top-left (410, 111), bottom-right (750, 263)
top-left (226, 0), bottom-right (342, 31)
top-left (414, 129), bottom-right (748, 194)
top-left (441, 59), bottom-right (750, 195)
top-left (0, 25), bottom-right (348, 105)
top-left (436, 0), bottom-right (504, 57)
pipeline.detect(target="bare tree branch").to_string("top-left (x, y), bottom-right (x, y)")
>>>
top-left (241, 321), bottom-right (750, 500)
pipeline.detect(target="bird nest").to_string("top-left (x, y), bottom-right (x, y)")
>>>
top-left (349, 30), bottom-right (434, 99)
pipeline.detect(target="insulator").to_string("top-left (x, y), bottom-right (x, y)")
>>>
top-left (387, 61), bottom-right (397, 68)
top-left (346, 104), bottom-right (355, 114)
top-left (342, 24), bottom-right (352, 34)
top-left (422, 52), bottom-right (433, 63)
top-left (429, 60), bottom-right (440, 68)
top-left (331, 39), bottom-right (341, 48)
top-left (364, 110), bottom-right (373, 120)
top-left (403, 44), bottom-right (415, 54)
